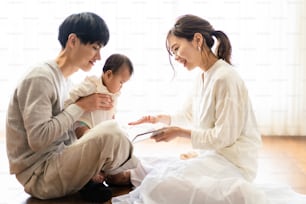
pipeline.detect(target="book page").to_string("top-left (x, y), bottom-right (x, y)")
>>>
top-left (121, 123), bottom-right (165, 143)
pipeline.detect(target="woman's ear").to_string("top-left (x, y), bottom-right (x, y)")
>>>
top-left (193, 32), bottom-right (204, 48)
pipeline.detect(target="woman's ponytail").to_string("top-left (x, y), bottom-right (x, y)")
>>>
top-left (212, 30), bottom-right (232, 64)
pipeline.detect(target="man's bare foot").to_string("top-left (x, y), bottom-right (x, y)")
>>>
top-left (105, 170), bottom-right (131, 186)
top-left (92, 171), bottom-right (105, 183)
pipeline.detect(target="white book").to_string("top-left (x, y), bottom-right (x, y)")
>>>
top-left (121, 123), bottom-right (165, 143)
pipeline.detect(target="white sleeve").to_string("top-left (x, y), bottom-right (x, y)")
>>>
top-left (191, 77), bottom-right (247, 150)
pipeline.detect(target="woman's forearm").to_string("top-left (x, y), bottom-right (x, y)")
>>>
top-left (156, 114), bottom-right (171, 125)
top-left (179, 127), bottom-right (192, 139)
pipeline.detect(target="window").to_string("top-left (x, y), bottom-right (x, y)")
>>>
top-left (1, 0), bottom-right (306, 136)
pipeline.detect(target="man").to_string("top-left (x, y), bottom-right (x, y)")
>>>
top-left (6, 12), bottom-right (138, 203)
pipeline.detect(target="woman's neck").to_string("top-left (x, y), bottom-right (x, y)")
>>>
top-left (200, 51), bottom-right (218, 72)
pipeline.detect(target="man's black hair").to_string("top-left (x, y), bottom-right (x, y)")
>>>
top-left (58, 12), bottom-right (109, 48)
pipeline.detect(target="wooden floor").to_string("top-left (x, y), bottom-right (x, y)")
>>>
top-left (1, 135), bottom-right (306, 204)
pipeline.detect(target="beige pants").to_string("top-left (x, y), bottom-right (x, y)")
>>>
top-left (24, 120), bottom-right (138, 199)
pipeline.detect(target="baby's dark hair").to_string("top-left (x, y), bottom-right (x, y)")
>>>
top-left (103, 54), bottom-right (133, 75)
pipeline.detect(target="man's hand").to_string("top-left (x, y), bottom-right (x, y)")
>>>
top-left (76, 93), bottom-right (113, 112)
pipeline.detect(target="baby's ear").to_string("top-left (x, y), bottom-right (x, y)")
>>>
top-left (105, 70), bottom-right (113, 78)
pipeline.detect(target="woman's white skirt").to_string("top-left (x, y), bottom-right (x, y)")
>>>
top-left (112, 152), bottom-right (306, 204)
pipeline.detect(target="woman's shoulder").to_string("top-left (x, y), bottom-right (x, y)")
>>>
top-left (211, 60), bottom-right (246, 88)
top-left (211, 60), bottom-right (235, 78)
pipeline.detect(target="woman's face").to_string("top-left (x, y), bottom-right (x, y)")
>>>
top-left (167, 34), bottom-right (200, 70)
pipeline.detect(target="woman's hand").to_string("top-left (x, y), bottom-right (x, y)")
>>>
top-left (128, 114), bottom-right (171, 125)
top-left (151, 126), bottom-right (191, 142)
top-left (128, 115), bottom-right (158, 125)
top-left (76, 93), bottom-right (113, 112)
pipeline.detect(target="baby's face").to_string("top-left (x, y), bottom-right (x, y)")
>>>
top-left (105, 64), bottom-right (131, 93)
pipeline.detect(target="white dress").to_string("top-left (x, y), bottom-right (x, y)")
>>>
top-left (112, 60), bottom-right (306, 204)
top-left (113, 155), bottom-right (306, 204)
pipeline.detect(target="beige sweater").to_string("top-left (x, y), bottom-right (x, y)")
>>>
top-left (6, 60), bottom-right (84, 184)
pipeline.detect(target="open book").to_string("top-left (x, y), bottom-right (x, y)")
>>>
top-left (121, 123), bottom-right (165, 143)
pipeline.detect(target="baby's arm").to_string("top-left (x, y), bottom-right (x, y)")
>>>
top-left (65, 76), bottom-right (98, 107)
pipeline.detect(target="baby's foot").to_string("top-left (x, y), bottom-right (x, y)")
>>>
top-left (180, 151), bottom-right (198, 160)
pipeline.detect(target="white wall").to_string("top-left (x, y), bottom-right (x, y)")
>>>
top-left (1, 0), bottom-right (306, 136)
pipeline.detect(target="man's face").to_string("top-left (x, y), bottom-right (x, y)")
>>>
top-left (72, 39), bottom-right (103, 72)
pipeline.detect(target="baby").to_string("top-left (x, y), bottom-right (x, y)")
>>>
top-left (64, 53), bottom-right (134, 183)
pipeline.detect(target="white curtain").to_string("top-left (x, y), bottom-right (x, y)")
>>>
top-left (0, 0), bottom-right (305, 136)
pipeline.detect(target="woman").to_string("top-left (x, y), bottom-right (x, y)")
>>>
top-left (112, 14), bottom-right (266, 204)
